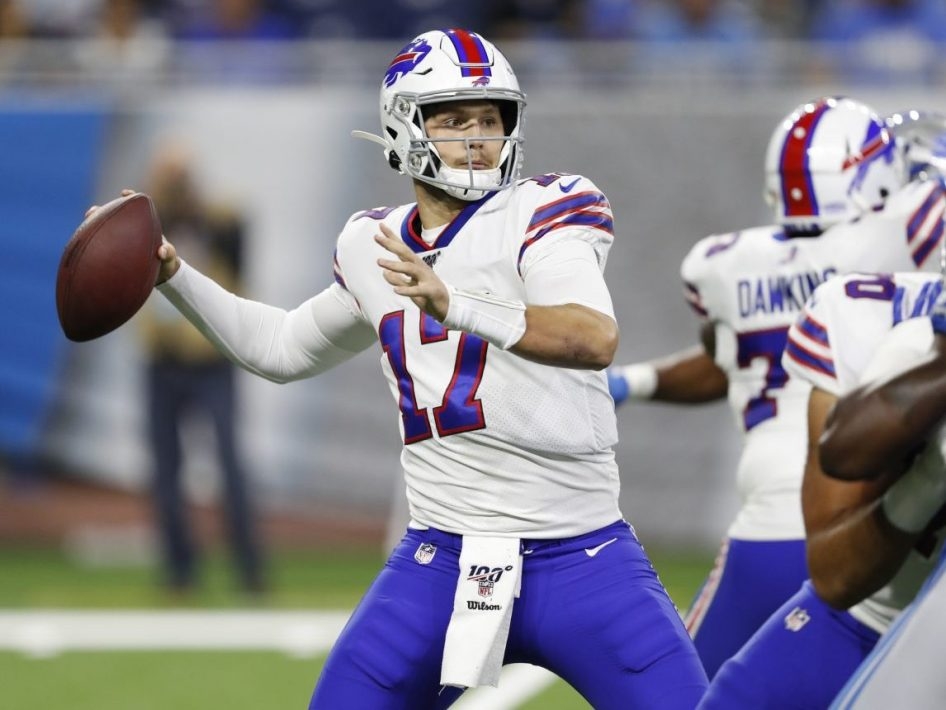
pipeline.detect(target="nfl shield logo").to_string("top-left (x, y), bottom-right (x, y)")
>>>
top-left (784, 606), bottom-right (811, 632)
top-left (478, 579), bottom-right (494, 598)
top-left (414, 542), bottom-right (436, 565)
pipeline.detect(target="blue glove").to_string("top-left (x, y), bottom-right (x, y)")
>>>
top-left (607, 368), bottom-right (630, 407)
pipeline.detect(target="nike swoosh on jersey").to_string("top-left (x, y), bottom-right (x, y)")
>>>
top-left (559, 177), bottom-right (581, 193)
top-left (584, 537), bottom-right (618, 558)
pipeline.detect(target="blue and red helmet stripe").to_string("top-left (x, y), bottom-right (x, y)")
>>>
top-left (445, 29), bottom-right (492, 77)
top-left (779, 99), bottom-right (831, 220)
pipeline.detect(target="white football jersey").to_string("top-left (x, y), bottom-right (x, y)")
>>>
top-left (681, 178), bottom-right (945, 540)
top-left (333, 173), bottom-right (621, 538)
top-left (784, 271), bottom-right (946, 633)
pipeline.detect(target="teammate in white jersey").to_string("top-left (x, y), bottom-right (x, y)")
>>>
top-left (698, 269), bottom-right (946, 708)
top-left (119, 28), bottom-right (708, 709)
top-left (822, 283), bottom-right (946, 710)
top-left (607, 96), bottom-right (945, 678)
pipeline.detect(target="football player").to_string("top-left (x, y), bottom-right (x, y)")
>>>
top-left (606, 97), bottom-right (946, 678)
top-left (134, 28), bottom-right (708, 710)
top-left (814, 184), bottom-right (946, 708)
top-left (823, 295), bottom-right (946, 710)
top-left (699, 262), bottom-right (946, 707)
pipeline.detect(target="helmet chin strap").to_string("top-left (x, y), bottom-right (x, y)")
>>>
top-left (438, 165), bottom-right (502, 201)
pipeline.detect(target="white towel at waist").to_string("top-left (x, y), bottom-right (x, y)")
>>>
top-left (440, 535), bottom-right (522, 689)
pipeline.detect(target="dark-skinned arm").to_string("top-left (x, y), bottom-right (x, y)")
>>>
top-left (608, 321), bottom-right (728, 405)
top-left (803, 387), bottom-right (923, 609)
top-left (820, 332), bottom-right (946, 481)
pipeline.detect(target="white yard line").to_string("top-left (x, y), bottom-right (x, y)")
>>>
top-left (0, 610), bottom-right (558, 709)
top-left (453, 665), bottom-right (559, 710)
top-left (0, 610), bottom-right (350, 658)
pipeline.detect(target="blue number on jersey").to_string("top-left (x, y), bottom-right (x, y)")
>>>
top-left (379, 311), bottom-right (487, 443)
top-left (736, 327), bottom-right (790, 431)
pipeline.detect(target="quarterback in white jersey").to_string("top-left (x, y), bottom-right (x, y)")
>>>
top-left (608, 96), bottom-right (946, 678)
top-left (698, 270), bottom-right (946, 708)
top-left (133, 28), bottom-right (707, 710)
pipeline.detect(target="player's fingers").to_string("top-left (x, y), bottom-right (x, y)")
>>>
top-left (120, 189), bottom-right (136, 196)
top-left (381, 269), bottom-right (415, 290)
top-left (377, 256), bottom-right (417, 276)
top-left (375, 231), bottom-right (414, 261)
top-left (85, 205), bottom-right (100, 218)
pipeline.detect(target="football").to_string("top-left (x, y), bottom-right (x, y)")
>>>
top-left (56, 192), bottom-right (163, 342)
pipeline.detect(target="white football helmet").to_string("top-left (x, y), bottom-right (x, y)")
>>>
top-left (764, 96), bottom-right (905, 231)
top-left (886, 109), bottom-right (946, 182)
top-left (353, 29), bottom-right (526, 201)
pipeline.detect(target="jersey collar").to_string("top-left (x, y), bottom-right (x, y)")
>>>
top-left (400, 192), bottom-right (497, 254)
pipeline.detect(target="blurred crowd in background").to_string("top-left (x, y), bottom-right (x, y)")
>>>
top-left (0, 0), bottom-right (945, 87)
top-left (0, 0), bottom-right (942, 43)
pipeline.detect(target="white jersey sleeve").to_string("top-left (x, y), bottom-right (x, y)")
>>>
top-left (158, 259), bottom-right (376, 383)
top-left (784, 271), bottom-right (945, 396)
top-left (518, 174), bottom-right (615, 317)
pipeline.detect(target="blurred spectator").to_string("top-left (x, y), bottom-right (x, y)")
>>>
top-left (634, 0), bottom-right (766, 42)
top-left (809, 0), bottom-right (946, 85)
top-left (17, 0), bottom-right (98, 38)
top-left (73, 0), bottom-right (170, 87)
top-left (290, 0), bottom-right (491, 40)
top-left (171, 0), bottom-right (300, 83)
top-left (0, 0), bottom-right (31, 79)
top-left (750, 0), bottom-right (815, 39)
top-left (0, 0), bottom-right (29, 39)
top-left (628, 0), bottom-right (770, 86)
top-left (175, 0), bottom-right (298, 40)
top-left (576, 0), bottom-right (638, 40)
top-left (137, 140), bottom-right (266, 597)
top-left (490, 0), bottom-right (584, 40)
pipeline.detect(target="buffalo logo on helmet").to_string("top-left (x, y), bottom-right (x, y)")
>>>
top-left (471, 76), bottom-right (490, 87)
top-left (384, 38), bottom-right (432, 88)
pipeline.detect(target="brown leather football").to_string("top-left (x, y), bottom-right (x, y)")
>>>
top-left (56, 192), bottom-right (162, 342)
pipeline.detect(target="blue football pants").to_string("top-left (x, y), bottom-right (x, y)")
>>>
top-left (685, 537), bottom-right (808, 678)
top-left (309, 520), bottom-right (708, 709)
top-left (698, 581), bottom-right (880, 709)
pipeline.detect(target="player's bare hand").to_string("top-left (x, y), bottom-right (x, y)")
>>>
top-left (156, 236), bottom-right (181, 285)
top-left (376, 224), bottom-right (449, 321)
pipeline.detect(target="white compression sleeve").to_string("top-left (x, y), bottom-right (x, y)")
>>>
top-left (157, 261), bottom-right (376, 383)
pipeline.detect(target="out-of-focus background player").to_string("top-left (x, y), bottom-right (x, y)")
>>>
top-left (825, 278), bottom-right (946, 710)
top-left (606, 96), bottom-right (945, 678)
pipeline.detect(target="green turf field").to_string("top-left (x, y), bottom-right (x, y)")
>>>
top-left (0, 545), bottom-right (712, 709)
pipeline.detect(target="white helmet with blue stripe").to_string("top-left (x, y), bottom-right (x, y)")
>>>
top-left (353, 29), bottom-right (526, 201)
top-left (764, 96), bottom-right (906, 231)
